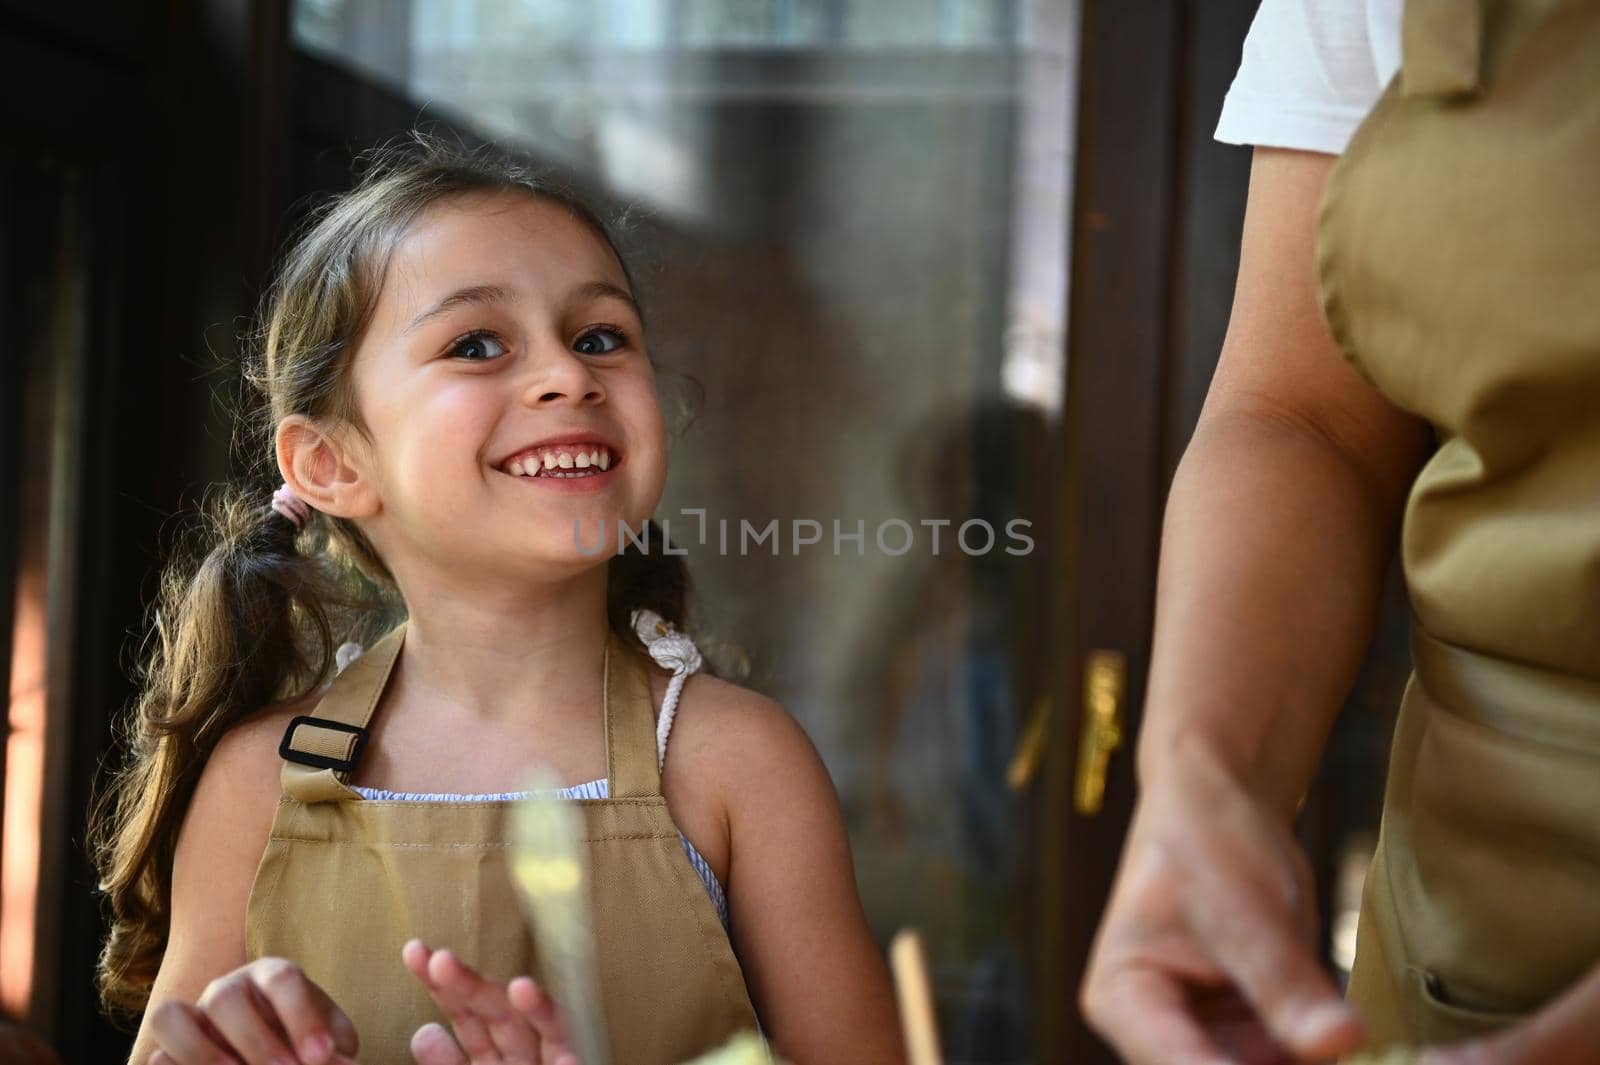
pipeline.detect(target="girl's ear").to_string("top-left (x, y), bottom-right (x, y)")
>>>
top-left (275, 415), bottom-right (381, 520)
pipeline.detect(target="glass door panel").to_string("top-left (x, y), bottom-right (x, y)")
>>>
top-left (293, 5), bottom-right (1078, 1058)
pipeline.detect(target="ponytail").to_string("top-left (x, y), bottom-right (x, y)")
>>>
top-left (89, 482), bottom-right (387, 1012)
top-left (607, 518), bottom-right (691, 637)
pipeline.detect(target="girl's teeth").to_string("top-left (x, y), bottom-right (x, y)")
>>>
top-left (507, 446), bottom-right (615, 476)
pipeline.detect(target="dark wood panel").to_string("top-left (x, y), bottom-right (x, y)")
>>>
top-left (1041, 2), bottom-right (1183, 1061)
top-left (0, 3), bottom-right (295, 1060)
top-left (1038, 3), bottom-right (1283, 1061)
top-left (0, 1), bottom-right (148, 74)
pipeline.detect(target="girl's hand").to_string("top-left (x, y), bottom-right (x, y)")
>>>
top-left (1081, 746), bottom-right (1363, 1065)
top-left (403, 940), bottom-right (579, 1065)
top-left (148, 956), bottom-right (360, 1065)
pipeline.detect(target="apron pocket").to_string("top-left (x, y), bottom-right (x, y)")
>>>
top-left (1395, 678), bottom-right (1600, 1008)
top-left (1407, 966), bottom-right (1522, 1045)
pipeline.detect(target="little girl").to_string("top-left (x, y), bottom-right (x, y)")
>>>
top-left (91, 137), bottom-right (904, 1065)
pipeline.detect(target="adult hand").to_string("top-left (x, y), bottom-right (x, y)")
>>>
top-left (148, 956), bottom-right (360, 1065)
top-left (1081, 744), bottom-right (1364, 1065)
top-left (404, 940), bottom-right (579, 1065)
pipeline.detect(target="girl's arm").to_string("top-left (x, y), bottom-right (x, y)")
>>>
top-left (665, 675), bottom-right (905, 1065)
top-left (129, 706), bottom-right (356, 1065)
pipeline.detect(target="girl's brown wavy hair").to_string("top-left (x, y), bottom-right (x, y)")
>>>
top-left (88, 133), bottom-right (689, 1016)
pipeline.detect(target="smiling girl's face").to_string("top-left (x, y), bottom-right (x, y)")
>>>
top-left (342, 190), bottom-right (667, 587)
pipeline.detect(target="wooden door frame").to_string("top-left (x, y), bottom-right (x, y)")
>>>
top-left (1039, 2), bottom-right (1260, 1062)
top-left (0, 0), bottom-right (293, 1057)
top-left (1037, 4), bottom-right (1182, 1062)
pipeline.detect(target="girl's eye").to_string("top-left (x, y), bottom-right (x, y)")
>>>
top-left (573, 327), bottom-right (627, 356)
top-left (448, 331), bottom-right (507, 361)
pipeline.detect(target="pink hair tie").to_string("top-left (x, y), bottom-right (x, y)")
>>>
top-left (271, 483), bottom-right (312, 530)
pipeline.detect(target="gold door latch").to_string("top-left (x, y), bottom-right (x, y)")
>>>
top-left (1074, 650), bottom-right (1126, 815)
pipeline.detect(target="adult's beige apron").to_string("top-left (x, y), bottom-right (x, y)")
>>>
top-left (244, 625), bottom-right (759, 1063)
top-left (1317, 0), bottom-right (1600, 1048)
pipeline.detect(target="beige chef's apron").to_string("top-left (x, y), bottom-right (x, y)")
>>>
top-left (244, 625), bottom-right (759, 1063)
top-left (1317, 0), bottom-right (1600, 1048)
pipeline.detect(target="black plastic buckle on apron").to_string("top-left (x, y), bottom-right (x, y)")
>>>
top-left (1403, 0), bottom-right (1485, 98)
top-left (278, 716), bottom-right (370, 774)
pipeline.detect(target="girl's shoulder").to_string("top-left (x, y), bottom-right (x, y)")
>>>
top-left (650, 666), bottom-right (793, 746)
top-left (186, 690), bottom-right (325, 835)
top-left (654, 669), bottom-right (831, 803)
top-left (653, 668), bottom-right (837, 890)
top-left (630, 615), bottom-right (798, 754)
top-left (208, 689), bottom-right (326, 781)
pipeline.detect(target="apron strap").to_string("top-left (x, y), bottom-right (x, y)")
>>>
top-left (279, 622), bottom-right (407, 803)
top-left (1403, 0), bottom-right (1485, 97)
top-left (604, 632), bottom-right (663, 799)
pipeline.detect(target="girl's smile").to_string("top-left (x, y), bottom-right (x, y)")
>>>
top-left (495, 432), bottom-right (624, 493)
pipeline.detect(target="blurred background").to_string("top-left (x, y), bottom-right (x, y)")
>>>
top-left (0, 2), bottom-right (1413, 1062)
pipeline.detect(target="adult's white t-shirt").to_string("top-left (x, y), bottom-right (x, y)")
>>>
top-left (1215, 0), bottom-right (1405, 155)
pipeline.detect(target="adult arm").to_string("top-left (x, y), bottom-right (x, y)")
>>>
top-left (1081, 147), bottom-right (1433, 1065)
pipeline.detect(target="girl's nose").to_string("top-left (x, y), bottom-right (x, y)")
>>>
top-left (522, 345), bottom-right (605, 408)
